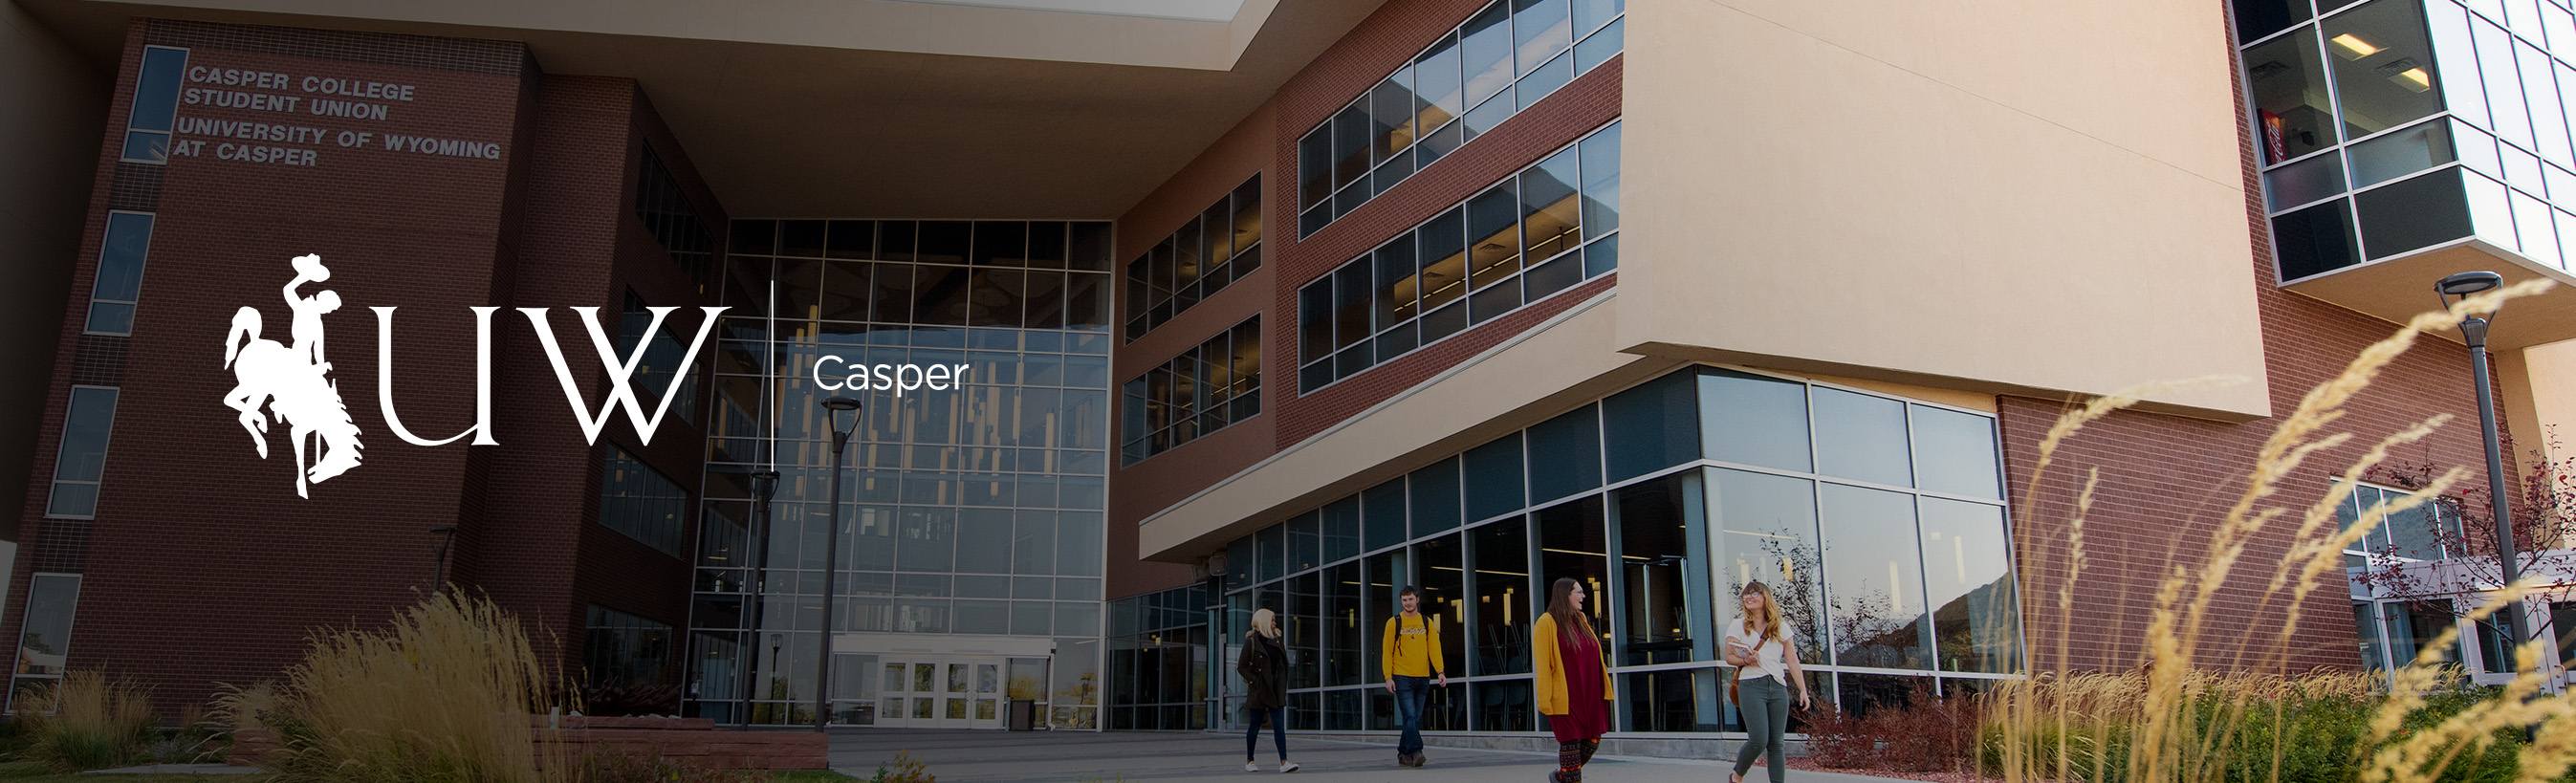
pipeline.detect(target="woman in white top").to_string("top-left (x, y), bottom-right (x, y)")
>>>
top-left (1723, 581), bottom-right (1808, 783)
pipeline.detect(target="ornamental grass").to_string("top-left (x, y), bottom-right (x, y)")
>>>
top-left (1984, 278), bottom-right (2566, 783)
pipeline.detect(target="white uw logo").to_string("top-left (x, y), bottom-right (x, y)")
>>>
top-left (222, 254), bottom-right (361, 498)
top-left (219, 254), bottom-right (730, 499)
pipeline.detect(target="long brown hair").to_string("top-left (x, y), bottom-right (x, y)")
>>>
top-left (1740, 581), bottom-right (1785, 643)
top-left (1545, 576), bottom-right (1595, 643)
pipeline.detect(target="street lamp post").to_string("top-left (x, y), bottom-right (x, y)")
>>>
top-left (739, 469), bottom-right (779, 728)
top-left (2437, 271), bottom-right (2527, 649)
top-left (816, 396), bottom-right (862, 731)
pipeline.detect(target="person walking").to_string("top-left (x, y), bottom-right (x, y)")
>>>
top-left (1237, 607), bottom-right (1299, 773)
top-left (1725, 581), bottom-right (1809, 783)
top-left (1533, 577), bottom-right (1611, 783)
top-left (1382, 586), bottom-right (1448, 767)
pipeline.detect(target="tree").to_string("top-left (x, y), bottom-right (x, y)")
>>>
top-left (2351, 429), bottom-right (2576, 651)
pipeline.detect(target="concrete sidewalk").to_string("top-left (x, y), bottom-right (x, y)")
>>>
top-left (832, 729), bottom-right (1918, 783)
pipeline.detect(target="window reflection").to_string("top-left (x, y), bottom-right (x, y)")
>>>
top-left (1710, 468), bottom-right (1827, 664)
top-left (1473, 515), bottom-right (1535, 676)
top-left (2244, 26), bottom-right (2336, 164)
top-left (2323, 0), bottom-right (2443, 140)
top-left (1918, 498), bottom-right (2019, 673)
top-left (1616, 473), bottom-right (1705, 665)
top-left (1821, 484), bottom-right (1931, 670)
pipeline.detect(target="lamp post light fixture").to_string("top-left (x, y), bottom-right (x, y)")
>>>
top-left (816, 395), bottom-right (862, 731)
top-left (739, 468), bottom-right (779, 728)
top-left (2436, 271), bottom-right (2527, 651)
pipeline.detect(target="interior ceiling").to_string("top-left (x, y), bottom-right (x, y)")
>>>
top-left (21, 0), bottom-right (1386, 218)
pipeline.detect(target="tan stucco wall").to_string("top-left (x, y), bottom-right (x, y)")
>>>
top-left (2506, 339), bottom-right (2576, 468)
top-left (1617, 0), bottom-right (2273, 421)
top-left (0, 1), bottom-right (103, 543)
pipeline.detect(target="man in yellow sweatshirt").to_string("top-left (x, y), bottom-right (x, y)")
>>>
top-left (1381, 586), bottom-right (1447, 767)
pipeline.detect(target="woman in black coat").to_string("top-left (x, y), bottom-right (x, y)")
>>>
top-left (1236, 607), bottom-right (1298, 772)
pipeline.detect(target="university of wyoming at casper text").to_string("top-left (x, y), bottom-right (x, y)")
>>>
top-left (221, 254), bottom-right (968, 499)
top-left (176, 61), bottom-right (498, 167)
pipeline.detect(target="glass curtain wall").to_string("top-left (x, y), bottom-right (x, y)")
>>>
top-left (1214, 366), bottom-right (2021, 736)
top-left (2242, 0), bottom-right (2576, 278)
top-left (1106, 584), bottom-right (1214, 729)
top-left (685, 219), bottom-right (1115, 729)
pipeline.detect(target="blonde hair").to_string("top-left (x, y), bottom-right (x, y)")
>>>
top-left (1251, 607), bottom-right (1280, 639)
top-left (1740, 581), bottom-right (1785, 643)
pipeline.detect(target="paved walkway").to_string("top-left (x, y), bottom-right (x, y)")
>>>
top-left (832, 729), bottom-right (1918, 783)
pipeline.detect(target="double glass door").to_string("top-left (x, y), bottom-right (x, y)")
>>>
top-left (879, 656), bottom-right (1005, 729)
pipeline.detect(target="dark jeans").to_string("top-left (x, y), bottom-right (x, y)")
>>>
top-left (1391, 675), bottom-right (1430, 754)
top-left (1245, 706), bottom-right (1287, 762)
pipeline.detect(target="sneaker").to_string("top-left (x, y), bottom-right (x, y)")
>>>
top-left (1279, 761), bottom-right (1299, 772)
top-left (1246, 762), bottom-right (1259, 772)
top-left (1415, 751), bottom-right (1430, 768)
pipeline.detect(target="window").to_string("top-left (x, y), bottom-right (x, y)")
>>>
top-left (600, 444), bottom-right (688, 556)
top-left (2333, 478), bottom-right (2466, 562)
top-left (9, 575), bottom-right (82, 714)
top-left (120, 46), bottom-right (187, 164)
top-left (1216, 365), bottom-right (2016, 734)
top-left (637, 144), bottom-right (719, 293)
top-left (586, 605), bottom-right (675, 687)
top-left (1299, 121), bottom-right (1620, 393)
top-left (620, 291), bottom-right (701, 425)
top-left (46, 387), bottom-right (120, 519)
top-left (1119, 317), bottom-right (1261, 465)
top-left (1298, 0), bottom-right (1624, 236)
top-left (84, 212), bottom-right (154, 336)
top-left (1126, 176), bottom-right (1260, 340)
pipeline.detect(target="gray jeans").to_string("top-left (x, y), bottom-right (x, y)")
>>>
top-left (1733, 675), bottom-right (1790, 783)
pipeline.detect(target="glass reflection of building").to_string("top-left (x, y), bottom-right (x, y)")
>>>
top-left (1107, 366), bottom-right (2025, 733)
top-left (685, 219), bottom-right (1117, 729)
top-left (2240, 0), bottom-right (2576, 277)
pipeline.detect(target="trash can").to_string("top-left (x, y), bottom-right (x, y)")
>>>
top-left (1009, 699), bottom-right (1037, 730)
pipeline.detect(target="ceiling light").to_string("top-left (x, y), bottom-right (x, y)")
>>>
top-left (2331, 33), bottom-right (2381, 59)
top-left (2376, 58), bottom-right (2432, 92)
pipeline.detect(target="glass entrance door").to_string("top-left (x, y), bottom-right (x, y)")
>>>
top-left (876, 655), bottom-right (1008, 729)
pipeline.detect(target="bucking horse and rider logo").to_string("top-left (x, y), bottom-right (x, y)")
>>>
top-left (223, 254), bottom-right (363, 498)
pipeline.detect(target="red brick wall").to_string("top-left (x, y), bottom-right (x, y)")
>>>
top-left (1997, 5), bottom-right (2518, 674)
top-left (4, 19), bottom-right (718, 715)
top-left (5, 19), bottom-right (536, 715)
top-left (1105, 0), bottom-right (1626, 596)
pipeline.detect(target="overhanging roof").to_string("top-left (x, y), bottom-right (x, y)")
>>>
top-left (2282, 239), bottom-right (2576, 350)
top-left (23, 0), bottom-right (1388, 216)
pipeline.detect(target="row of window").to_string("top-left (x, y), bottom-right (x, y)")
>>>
top-left (2248, 0), bottom-right (2576, 278)
top-left (600, 445), bottom-right (690, 557)
top-left (1298, 121), bottom-right (1621, 393)
top-left (720, 258), bottom-right (1114, 335)
top-left (1119, 317), bottom-right (1262, 466)
top-left (689, 505), bottom-right (1107, 578)
top-left (621, 291), bottom-right (701, 426)
top-left (1297, 0), bottom-right (1625, 237)
top-left (730, 219), bottom-right (1114, 272)
top-left (584, 605), bottom-right (676, 687)
top-left (119, 46), bottom-right (186, 164)
top-left (636, 145), bottom-right (719, 294)
top-left (1199, 368), bottom-right (2019, 735)
top-left (1125, 177), bottom-right (1261, 341)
